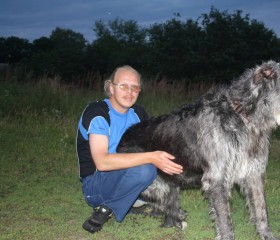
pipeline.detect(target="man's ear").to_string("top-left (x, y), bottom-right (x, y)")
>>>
top-left (109, 83), bottom-right (114, 95)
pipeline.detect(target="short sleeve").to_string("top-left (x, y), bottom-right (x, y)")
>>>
top-left (88, 116), bottom-right (110, 137)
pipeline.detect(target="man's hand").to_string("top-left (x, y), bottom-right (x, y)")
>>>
top-left (152, 151), bottom-right (183, 175)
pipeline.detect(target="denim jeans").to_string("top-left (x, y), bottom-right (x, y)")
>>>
top-left (82, 164), bottom-right (157, 222)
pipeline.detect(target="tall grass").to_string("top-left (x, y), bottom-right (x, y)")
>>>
top-left (0, 74), bottom-right (279, 240)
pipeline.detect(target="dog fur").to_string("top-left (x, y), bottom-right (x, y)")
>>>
top-left (117, 60), bottom-right (280, 240)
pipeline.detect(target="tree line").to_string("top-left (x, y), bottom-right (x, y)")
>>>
top-left (1, 7), bottom-right (280, 85)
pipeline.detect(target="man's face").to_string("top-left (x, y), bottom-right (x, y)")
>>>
top-left (109, 69), bottom-right (141, 112)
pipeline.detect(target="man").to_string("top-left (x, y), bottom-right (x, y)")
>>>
top-left (76, 65), bottom-right (183, 233)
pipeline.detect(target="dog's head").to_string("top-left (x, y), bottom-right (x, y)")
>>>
top-left (253, 61), bottom-right (279, 86)
top-left (230, 61), bottom-right (280, 127)
top-left (252, 61), bottom-right (280, 126)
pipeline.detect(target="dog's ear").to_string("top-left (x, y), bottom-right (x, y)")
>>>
top-left (253, 65), bottom-right (277, 85)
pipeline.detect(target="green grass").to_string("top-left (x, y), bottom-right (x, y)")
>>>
top-left (0, 79), bottom-right (279, 240)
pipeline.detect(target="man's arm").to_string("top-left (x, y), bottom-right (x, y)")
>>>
top-left (89, 134), bottom-right (183, 175)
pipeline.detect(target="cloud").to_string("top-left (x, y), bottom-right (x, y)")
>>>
top-left (0, 0), bottom-right (279, 42)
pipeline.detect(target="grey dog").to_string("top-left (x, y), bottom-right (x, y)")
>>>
top-left (117, 60), bottom-right (280, 240)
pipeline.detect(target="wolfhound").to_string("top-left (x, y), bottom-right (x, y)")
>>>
top-left (117, 60), bottom-right (280, 240)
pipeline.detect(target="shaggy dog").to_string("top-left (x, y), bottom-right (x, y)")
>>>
top-left (117, 60), bottom-right (280, 240)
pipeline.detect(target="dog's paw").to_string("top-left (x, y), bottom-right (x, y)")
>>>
top-left (180, 221), bottom-right (187, 230)
top-left (162, 217), bottom-right (187, 230)
top-left (173, 220), bottom-right (188, 230)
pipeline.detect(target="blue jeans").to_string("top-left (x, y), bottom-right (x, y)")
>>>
top-left (82, 164), bottom-right (157, 222)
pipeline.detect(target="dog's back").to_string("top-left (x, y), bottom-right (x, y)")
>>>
top-left (117, 61), bottom-right (280, 239)
top-left (118, 61), bottom-right (280, 180)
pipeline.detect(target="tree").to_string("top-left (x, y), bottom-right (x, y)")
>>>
top-left (148, 17), bottom-right (204, 80)
top-left (0, 36), bottom-right (31, 63)
top-left (0, 37), bottom-right (7, 62)
top-left (24, 28), bottom-right (88, 81)
top-left (20, 37), bottom-right (55, 76)
top-left (32, 37), bottom-right (54, 53)
top-left (5, 7), bottom-right (280, 85)
top-left (199, 7), bottom-right (280, 82)
top-left (87, 19), bottom-right (149, 76)
top-left (49, 27), bottom-right (87, 81)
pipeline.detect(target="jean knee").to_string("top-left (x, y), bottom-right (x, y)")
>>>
top-left (136, 164), bottom-right (157, 184)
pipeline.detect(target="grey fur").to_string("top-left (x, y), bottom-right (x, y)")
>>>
top-left (117, 60), bottom-right (280, 240)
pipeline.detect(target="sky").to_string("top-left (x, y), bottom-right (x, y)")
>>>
top-left (1, 0), bottom-right (280, 43)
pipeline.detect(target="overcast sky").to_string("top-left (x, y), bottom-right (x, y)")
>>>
top-left (1, 0), bottom-right (279, 43)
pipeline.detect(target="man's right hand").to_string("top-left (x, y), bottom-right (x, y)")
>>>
top-left (151, 151), bottom-right (183, 175)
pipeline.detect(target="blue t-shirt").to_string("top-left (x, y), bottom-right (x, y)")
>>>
top-left (76, 99), bottom-right (149, 178)
top-left (88, 99), bottom-right (142, 153)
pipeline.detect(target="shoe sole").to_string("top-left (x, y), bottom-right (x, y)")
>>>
top-left (88, 214), bottom-right (112, 225)
top-left (83, 219), bottom-right (102, 233)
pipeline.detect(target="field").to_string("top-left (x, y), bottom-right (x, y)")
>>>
top-left (0, 77), bottom-right (280, 240)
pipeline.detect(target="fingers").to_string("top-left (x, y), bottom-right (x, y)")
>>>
top-left (162, 168), bottom-right (180, 175)
top-left (162, 163), bottom-right (183, 175)
top-left (168, 165), bottom-right (183, 175)
top-left (159, 151), bottom-right (183, 175)
top-left (168, 160), bottom-right (183, 170)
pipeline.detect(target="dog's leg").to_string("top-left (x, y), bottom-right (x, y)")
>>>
top-left (161, 183), bottom-right (187, 229)
top-left (204, 180), bottom-right (234, 240)
top-left (240, 176), bottom-right (278, 240)
top-left (141, 176), bottom-right (187, 230)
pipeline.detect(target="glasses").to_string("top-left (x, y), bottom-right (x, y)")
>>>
top-left (112, 82), bottom-right (141, 93)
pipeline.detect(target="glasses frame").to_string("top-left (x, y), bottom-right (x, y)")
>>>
top-left (111, 82), bottom-right (141, 93)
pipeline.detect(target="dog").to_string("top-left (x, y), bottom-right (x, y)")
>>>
top-left (117, 60), bottom-right (280, 240)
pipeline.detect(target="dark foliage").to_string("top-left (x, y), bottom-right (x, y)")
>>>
top-left (1, 7), bottom-right (280, 85)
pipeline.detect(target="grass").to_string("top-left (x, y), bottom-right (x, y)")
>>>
top-left (0, 78), bottom-right (280, 240)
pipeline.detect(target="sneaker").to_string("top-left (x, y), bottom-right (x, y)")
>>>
top-left (133, 199), bottom-right (147, 208)
top-left (82, 218), bottom-right (102, 233)
top-left (89, 205), bottom-right (113, 226)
